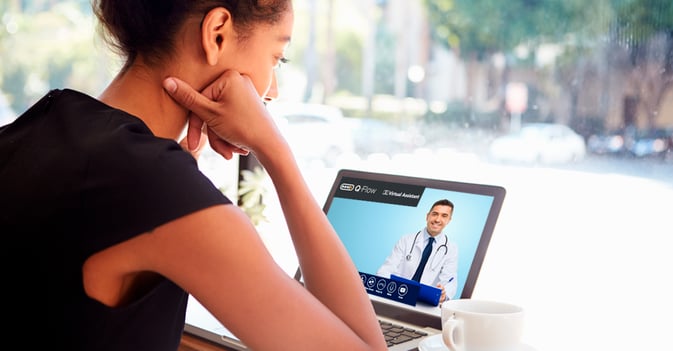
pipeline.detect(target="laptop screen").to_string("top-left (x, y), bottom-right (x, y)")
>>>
top-left (296, 169), bottom-right (506, 329)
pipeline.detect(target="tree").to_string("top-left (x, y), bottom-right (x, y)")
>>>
top-left (614, 0), bottom-right (673, 128)
top-left (421, 0), bottom-right (672, 131)
top-left (0, 2), bottom-right (111, 113)
top-left (420, 0), bottom-right (585, 125)
top-left (423, 0), bottom-right (613, 64)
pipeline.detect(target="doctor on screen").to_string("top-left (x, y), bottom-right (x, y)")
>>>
top-left (377, 199), bottom-right (458, 302)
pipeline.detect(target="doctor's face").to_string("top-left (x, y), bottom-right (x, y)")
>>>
top-left (426, 205), bottom-right (452, 236)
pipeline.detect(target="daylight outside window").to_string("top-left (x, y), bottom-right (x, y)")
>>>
top-left (2, 1), bottom-right (671, 350)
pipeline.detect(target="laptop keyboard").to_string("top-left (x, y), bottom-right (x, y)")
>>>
top-left (378, 319), bottom-right (428, 347)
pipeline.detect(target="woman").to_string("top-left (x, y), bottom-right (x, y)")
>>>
top-left (0, 1), bottom-right (387, 350)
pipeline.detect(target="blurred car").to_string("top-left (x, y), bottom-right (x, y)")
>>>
top-left (266, 102), bottom-right (354, 166)
top-left (488, 123), bottom-right (586, 164)
top-left (626, 127), bottom-right (672, 159)
top-left (344, 117), bottom-right (426, 157)
top-left (587, 128), bottom-right (628, 155)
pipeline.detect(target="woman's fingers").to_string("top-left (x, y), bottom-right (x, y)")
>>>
top-left (208, 128), bottom-right (249, 160)
top-left (187, 115), bottom-right (205, 151)
top-left (163, 77), bottom-right (218, 124)
top-left (164, 72), bottom-right (272, 158)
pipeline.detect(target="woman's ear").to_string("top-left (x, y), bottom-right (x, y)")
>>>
top-left (201, 7), bottom-right (233, 66)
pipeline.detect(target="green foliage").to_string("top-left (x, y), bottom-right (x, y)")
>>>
top-left (611, 0), bottom-right (673, 76)
top-left (373, 22), bottom-right (396, 95)
top-left (422, 0), bottom-right (619, 59)
top-left (236, 166), bottom-right (269, 227)
top-left (334, 31), bottom-right (364, 94)
top-left (0, 2), bottom-right (113, 113)
top-left (615, 0), bottom-right (673, 45)
top-left (3, 67), bottom-right (27, 109)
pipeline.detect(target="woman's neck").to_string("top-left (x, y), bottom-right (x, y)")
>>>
top-left (99, 63), bottom-right (189, 140)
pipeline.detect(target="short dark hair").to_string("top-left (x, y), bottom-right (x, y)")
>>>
top-left (92, 0), bottom-right (291, 71)
top-left (430, 199), bottom-right (454, 212)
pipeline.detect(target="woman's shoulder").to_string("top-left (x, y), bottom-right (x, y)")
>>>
top-left (57, 88), bottom-right (152, 134)
top-left (44, 89), bottom-right (172, 160)
top-left (42, 89), bottom-right (206, 194)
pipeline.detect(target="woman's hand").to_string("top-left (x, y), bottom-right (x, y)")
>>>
top-left (178, 118), bottom-right (208, 160)
top-left (164, 71), bottom-right (387, 351)
top-left (163, 71), bottom-right (283, 160)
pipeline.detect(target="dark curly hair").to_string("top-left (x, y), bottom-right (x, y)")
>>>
top-left (92, 0), bottom-right (291, 71)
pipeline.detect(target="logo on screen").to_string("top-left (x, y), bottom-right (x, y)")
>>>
top-left (339, 183), bottom-right (355, 191)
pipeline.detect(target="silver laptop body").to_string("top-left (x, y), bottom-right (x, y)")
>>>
top-left (184, 169), bottom-right (506, 350)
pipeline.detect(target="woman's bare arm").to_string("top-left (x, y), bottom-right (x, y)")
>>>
top-left (153, 73), bottom-right (388, 350)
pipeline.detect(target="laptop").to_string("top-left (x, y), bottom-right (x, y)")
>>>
top-left (184, 169), bottom-right (506, 350)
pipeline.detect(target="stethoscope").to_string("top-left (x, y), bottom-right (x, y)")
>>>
top-left (405, 230), bottom-right (449, 271)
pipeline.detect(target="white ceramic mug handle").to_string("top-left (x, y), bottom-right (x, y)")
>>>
top-left (442, 316), bottom-right (465, 351)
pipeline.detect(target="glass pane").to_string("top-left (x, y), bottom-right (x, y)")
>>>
top-left (272, 2), bottom-right (673, 351)
top-left (2, 1), bottom-right (671, 351)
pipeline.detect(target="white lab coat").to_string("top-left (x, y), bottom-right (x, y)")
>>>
top-left (376, 228), bottom-right (458, 300)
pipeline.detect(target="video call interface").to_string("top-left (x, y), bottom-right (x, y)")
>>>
top-left (325, 175), bottom-right (497, 309)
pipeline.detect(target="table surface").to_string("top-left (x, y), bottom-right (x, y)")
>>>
top-left (179, 333), bottom-right (237, 351)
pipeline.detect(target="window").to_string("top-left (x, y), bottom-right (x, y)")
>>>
top-left (2, 1), bottom-right (671, 350)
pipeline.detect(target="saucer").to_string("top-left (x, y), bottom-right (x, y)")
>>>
top-left (418, 334), bottom-right (536, 351)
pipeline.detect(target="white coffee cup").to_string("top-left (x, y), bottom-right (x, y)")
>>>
top-left (441, 299), bottom-right (524, 351)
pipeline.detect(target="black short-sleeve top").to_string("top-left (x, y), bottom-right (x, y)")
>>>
top-left (0, 89), bottom-right (232, 350)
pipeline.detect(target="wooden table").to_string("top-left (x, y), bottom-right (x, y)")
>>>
top-left (179, 332), bottom-right (237, 351)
